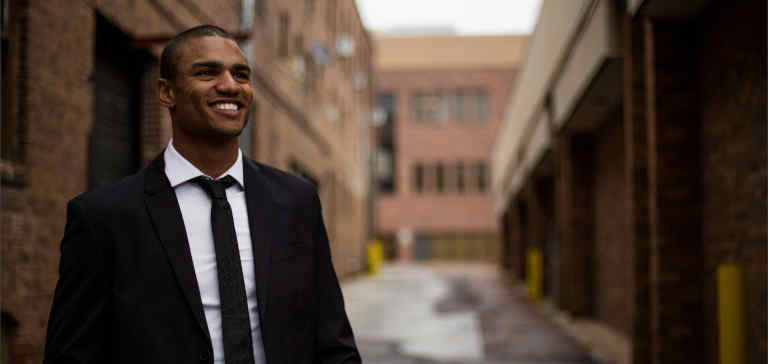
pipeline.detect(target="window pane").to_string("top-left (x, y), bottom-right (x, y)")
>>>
top-left (455, 90), bottom-right (466, 122)
top-left (457, 162), bottom-right (465, 193)
top-left (413, 163), bottom-right (424, 193)
top-left (477, 90), bottom-right (489, 122)
top-left (436, 163), bottom-right (444, 193)
top-left (477, 162), bottom-right (487, 192)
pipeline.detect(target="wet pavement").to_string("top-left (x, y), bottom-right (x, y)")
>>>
top-left (342, 264), bottom-right (596, 364)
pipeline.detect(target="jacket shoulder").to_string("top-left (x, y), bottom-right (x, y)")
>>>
top-left (246, 159), bottom-right (319, 206)
top-left (70, 168), bottom-right (147, 212)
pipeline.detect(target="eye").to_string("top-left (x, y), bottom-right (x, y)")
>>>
top-left (233, 71), bottom-right (250, 80)
top-left (196, 69), bottom-right (217, 77)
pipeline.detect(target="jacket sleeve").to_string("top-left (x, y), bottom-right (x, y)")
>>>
top-left (44, 198), bottom-right (112, 364)
top-left (311, 192), bottom-right (362, 364)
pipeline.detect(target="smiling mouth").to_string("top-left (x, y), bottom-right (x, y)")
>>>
top-left (209, 101), bottom-right (244, 116)
top-left (212, 102), bottom-right (242, 110)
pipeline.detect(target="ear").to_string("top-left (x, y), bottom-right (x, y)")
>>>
top-left (157, 78), bottom-right (175, 109)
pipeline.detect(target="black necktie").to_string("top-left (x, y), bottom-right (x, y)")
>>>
top-left (193, 176), bottom-right (255, 364)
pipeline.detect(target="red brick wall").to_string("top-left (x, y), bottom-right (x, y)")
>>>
top-left (376, 68), bottom-right (516, 233)
top-left (2, 3), bottom-right (95, 362)
top-left (0, 2), bottom-right (240, 362)
top-left (623, 16), bottom-right (651, 364)
top-left (646, 19), bottom-right (705, 364)
top-left (696, 1), bottom-right (767, 363)
top-left (592, 114), bottom-right (632, 336)
top-left (554, 133), bottom-right (594, 316)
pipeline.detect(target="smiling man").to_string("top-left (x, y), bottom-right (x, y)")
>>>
top-left (43, 25), bottom-right (361, 364)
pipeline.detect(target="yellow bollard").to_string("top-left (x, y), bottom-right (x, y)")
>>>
top-left (526, 248), bottom-right (542, 302)
top-left (718, 264), bottom-right (744, 364)
top-left (367, 240), bottom-right (383, 275)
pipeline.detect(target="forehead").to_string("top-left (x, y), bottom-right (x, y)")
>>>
top-left (175, 36), bottom-right (247, 67)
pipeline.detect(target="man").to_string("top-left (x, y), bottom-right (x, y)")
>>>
top-left (44, 25), bottom-right (361, 364)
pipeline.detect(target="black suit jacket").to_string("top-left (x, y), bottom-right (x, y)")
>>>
top-left (43, 153), bottom-right (361, 364)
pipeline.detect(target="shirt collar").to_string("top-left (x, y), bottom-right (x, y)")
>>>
top-left (163, 139), bottom-right (245, 189)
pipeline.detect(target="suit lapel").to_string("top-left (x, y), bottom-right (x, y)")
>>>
top-left (143, 154), bottom-right (211, 341)
top-left (243, 159), bottom-right (274, 316)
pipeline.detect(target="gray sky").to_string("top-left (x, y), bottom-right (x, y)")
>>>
top-left (355, 0), bottom-right (543, 35)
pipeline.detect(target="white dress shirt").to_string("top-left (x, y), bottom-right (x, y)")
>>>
top-left (164, 140), bottom-right (266, 364)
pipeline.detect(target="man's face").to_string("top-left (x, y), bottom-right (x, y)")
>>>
top-left (161, 36), bottom-right (253, 142)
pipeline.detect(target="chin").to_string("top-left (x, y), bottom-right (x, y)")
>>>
top-left (212, 126), bottom-right (246, 140)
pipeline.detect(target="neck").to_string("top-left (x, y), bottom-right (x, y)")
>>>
top-left (172, 135), bottom-right (239, 179)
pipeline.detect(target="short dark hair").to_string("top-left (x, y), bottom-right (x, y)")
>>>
top-left (160, 25), bottom-right (238, 80)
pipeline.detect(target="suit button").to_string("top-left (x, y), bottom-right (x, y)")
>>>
top-left (199, 352), bottom-right (209, 362)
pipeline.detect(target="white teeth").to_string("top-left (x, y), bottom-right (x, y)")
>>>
top-left (214, 103), bottom-right (238, 110)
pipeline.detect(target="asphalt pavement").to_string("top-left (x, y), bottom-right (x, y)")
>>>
top-left (342, 263), bottom-right (596, 364)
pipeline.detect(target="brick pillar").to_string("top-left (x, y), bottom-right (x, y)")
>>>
top-left (623, 16), bottom-right (651, 364)
top-left (645, 20), bottom-right (704, 364)
top-left (524, 182), bottom-right (543, 294)
top-left (535, 176), bottom-right (555, 297)
top-left (527, 177), bottom-right (555, 296)
top-left (140, 63), bottom-right (172, 166)
top-left (554, 133), bottom-right (593, 316)
top-left (513, 199), bottom-right (527, 279)
top-left (509, 203), bottom-right (523, 279)
top-left (524, 183), bottom-right (542, 252)
top-left (500, 210), bottom-right (511, 270)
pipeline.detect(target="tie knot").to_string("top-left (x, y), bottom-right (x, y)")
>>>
top-left (193, 175), bottom-right (237, 200)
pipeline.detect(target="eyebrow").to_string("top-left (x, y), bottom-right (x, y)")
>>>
top-left (191, 61), bottom-right (251, 73)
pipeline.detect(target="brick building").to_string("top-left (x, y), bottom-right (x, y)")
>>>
top-left (492, 1), bottom-right (766, 363)
top-left (1, 0), bottom-right (371, 362)
top-left (243, 0), bottom-right (373, 279)
top-left (373, 35), bottom-right (526, 261)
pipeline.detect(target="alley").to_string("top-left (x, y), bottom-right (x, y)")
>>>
top-left (342, 264), bottom-right (595, 364)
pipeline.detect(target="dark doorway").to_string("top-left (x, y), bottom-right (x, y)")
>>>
top-left (88, 14), bottom-right (149, 189)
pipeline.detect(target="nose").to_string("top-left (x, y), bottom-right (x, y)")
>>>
top-left (215, 72), bottom-right (240, 95)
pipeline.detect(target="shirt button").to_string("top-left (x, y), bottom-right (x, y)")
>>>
top-left (199, 352), bottom-right (209, 362)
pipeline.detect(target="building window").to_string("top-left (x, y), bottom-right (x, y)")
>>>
top-left (1, 16), bottom-right (13, 163)
top-left (89, 14), bottom-right (146, 190)
top-left (412, 89), bottom-right (489, 123)
top-left (278, 13), bottom-right (289, 58)
top-left (413, 163), bottom-right (424, 193)
top-left (456, 162), bottom-right (465, 193)
top-left (456, 89), bottom-right (489, 122)
top-left (376, 92), bottom-right (396, 194)
top-left (1, 0), bottom-right (27, 185)
top-left (412, 92), bottom-right (450, 122)
top-left (255, 0), bottom-right (265, 18)
top-left (435, 163), bottom-right (444, 193)
top-left (476, 162), bottom-right (487, 192)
